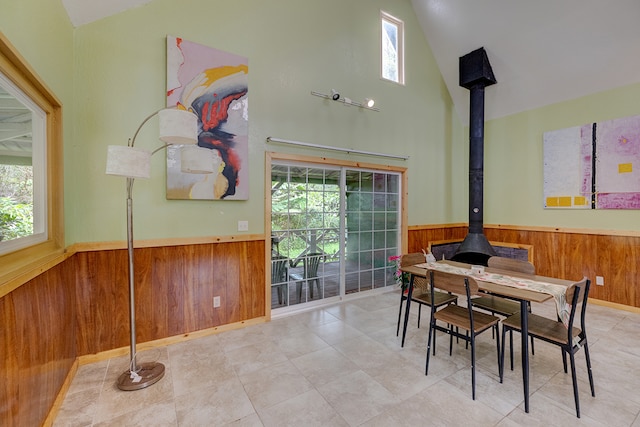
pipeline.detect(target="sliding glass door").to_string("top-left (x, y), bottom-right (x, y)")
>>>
top-left (271, 161), bottom-right (401, 309)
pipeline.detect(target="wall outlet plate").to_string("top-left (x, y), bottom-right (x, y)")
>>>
top-left (596, 276), bottom-right (604, 286)
top-left (237, 220), bottom-right (248, 232)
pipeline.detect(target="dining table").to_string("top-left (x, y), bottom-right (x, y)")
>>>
top-left (400, 259), bottom-right (574, 413)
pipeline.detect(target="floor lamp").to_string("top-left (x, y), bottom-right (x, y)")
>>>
top-left (105, 107), bottom-right (219, 391)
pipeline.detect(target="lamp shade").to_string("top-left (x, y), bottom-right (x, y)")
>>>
top-left (106, 145), bottom-right (152, 179)
top-left (159, 108), bottom-right (198, 145)
top-left (180, 146), bottom-right (221, 174)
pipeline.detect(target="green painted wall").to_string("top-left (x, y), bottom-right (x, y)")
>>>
top-left (0, 0), bottom-right (73, 95)
top-left (483, 83), bottom-right (640, 231)
top-left (69, 0), bottom-right (461, 244)
top-left (4, 0), bottom-right (636, 247)
top-left (0, 0), bottom-right (75, 244)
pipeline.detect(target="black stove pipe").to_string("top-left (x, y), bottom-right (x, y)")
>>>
top-left (468, 84), bottom-right (487, 236)
top-left (451, 47), bottom-right (497, 266)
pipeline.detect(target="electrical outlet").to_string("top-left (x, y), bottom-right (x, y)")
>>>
top-left (596, 276), bottom-right (604, 286)
top-left (237, 220), bottom-right (249, 232)
top-left (213, 296), bottom-right (221, 307)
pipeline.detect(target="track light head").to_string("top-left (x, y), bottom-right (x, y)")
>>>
top-left (331, 89), bottom-right (340, 101)
top-left (364, 98), bottom-right (375, 108)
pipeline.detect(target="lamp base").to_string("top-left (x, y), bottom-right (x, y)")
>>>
top-left (116, 362), bottom-right (165, 391)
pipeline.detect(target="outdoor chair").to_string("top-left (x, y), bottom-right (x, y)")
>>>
top-left (290, 252), bottom-right (323, 302)
top-left (271, 255), bottom-right (289, 305)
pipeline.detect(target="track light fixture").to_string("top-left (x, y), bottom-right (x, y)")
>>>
top-left (310, 90), bottom-right (379, 111)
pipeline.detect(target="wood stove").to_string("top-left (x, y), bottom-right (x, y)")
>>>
top-left (451, 47), bottom-right (497, 266)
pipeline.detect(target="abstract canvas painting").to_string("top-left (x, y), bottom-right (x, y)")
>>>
top-left (544, 114), bottom-right (640, 209)
top-left (166, 36), bottom-right (249, 200)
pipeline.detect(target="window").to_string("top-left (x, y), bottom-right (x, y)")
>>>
top-left (381, 11), bottom-right (404, 85)
top-left (0, 33), bottom-right (63, 291)
top-left (0, 74), bottom-right (46, 254)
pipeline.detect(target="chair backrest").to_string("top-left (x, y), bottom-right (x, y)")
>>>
top-left (303, 252), bottom-right (323, 278)
top-left (429, 270), bottom-right (478, 330)
top-left (430, 270), bottom-right (479, 296)
top-left (565, 277), bottom-right (590, 336)
top-left (400, 253), bottom-right (428, 291)
top-left (271, 256), bottom-right (288, 284)
top-left (487, 256), bottom-right (535, 275)
top-left (400, 252), bottom-right (425, 267)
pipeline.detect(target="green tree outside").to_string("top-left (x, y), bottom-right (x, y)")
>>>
top-left (0, 165), bottom-right (33, 241)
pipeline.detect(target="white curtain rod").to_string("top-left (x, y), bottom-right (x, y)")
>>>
top-left (266, 137), bottom-right (409, 161)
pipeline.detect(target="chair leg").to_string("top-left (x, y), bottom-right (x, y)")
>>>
top-left (500, 325), bottom-right (507, 383)
top-left (417, 305), bottom-right (422, 328)
top-left (569, 351), bottom-right (581, 418)
top-left (432, 322), bottom-right (437, 355)
top-left (491, 312), bottom-right (495, 338)
top-left (530, 335), bottom-right (535, 355)
top-left (310, 279), bottom-right (320, 299)
top-left (425, 318), bottom-right (435, 375)
top-left (448, 324), bottom-right (454, 356)
top-left (470, 334), bottom-right (476, 400)
top-left (396, 295), bottom-right (405, 337)
top-left (401, 297), bottom-right (412, 348)
top-left (562, 348), bottom-right (568, 373)
top-left (296, 281), bottom-right (303, 303)
top-left (495, 325), bottom-right (501, 378)
top-left (509, 330), bottom-right (514, 371)
top-left (583, 342), bottom-right (596, 397)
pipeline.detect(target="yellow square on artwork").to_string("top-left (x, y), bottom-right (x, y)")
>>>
top-left (546, 197), bottom-right (559, 207)
top-left (558, 196), bottom-right (572, 207)
top-left (574, 196), bottom-right (587, 206)
top-left (619, 163), bottom-right (633, 173)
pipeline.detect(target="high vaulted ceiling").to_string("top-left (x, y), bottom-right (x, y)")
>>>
top-left (412, 0), bottom-right (640, 123)
top-left (56, 0), bottom-right (640, 125)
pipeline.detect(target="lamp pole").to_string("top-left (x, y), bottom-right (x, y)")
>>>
top-left (117, 111), bottom-right (170, 391)
top-left (106, 107), bottom-right (206, 390)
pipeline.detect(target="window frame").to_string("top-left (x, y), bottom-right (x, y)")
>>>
top-left (0, 72), bottom-right (47, 254)
top-left (380, 10), bottom-right (405, 85)
top-left (0, 32), bottom-right (64, 296)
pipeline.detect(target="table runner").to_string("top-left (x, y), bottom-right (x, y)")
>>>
top-left (414, 262), bottom-right (571, 326)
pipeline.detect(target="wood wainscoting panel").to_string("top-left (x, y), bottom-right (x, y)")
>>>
top-left (74, 249), bottom-right (129, 356)
top-left (407, 224), bottom-right (467, 254)
top-left (75, 239), bottom-right (266, 356)
top-left (409, 224), bottom-right (640, 308)
top-left (594, 233), bottom-right (639, 307)
top-left (0, 259), bottom-right (76, 427)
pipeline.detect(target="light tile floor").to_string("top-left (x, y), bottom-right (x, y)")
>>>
top-left (55, 290), bottom-right (640, 426)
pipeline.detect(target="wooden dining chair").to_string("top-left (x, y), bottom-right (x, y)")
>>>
top-left (395, 253), bottom-right (426, 333)
top-left (397, 253), bottom-right (457, 347)
top-left (472, 256), bottom-right (536, 357)
top-left (425, 270), bottom-right (501, 400)
top-left (500, 277), bottom-right (594, 418)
